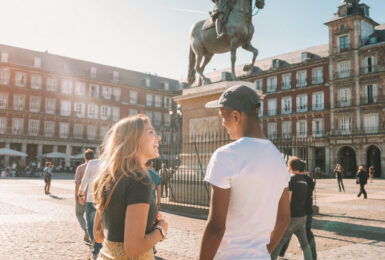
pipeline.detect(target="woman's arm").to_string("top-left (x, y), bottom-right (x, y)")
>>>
top-left (123, 203), bottom-right (167, 257)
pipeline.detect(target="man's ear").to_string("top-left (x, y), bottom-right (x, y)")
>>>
top-left (232, 110), bottom-right (241, 122)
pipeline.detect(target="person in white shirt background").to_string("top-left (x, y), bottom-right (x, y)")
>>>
top-left (199, 84), bottom-right (291, 260)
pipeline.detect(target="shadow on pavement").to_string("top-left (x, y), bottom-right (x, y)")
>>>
top-left (49, 194), bottom-right (63, 200)
top-left (318, 213), bottom-right (385, 223)
top-left (155, 257), bottom-right (166, 260)
top-left (313, 219), bottom-right (385, 242)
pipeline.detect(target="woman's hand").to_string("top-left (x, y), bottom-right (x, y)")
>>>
top-left (156, 218), bottom-right (169, 234)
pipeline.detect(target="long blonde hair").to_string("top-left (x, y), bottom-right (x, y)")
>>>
top-left (93, 114), bottom-right (151, 211)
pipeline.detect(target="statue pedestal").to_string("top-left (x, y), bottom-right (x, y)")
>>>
top-left (170, 81), bottom-right (254, 206)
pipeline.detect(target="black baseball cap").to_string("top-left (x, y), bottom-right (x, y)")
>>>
top-left (205, 84), bottom-right (261, 113)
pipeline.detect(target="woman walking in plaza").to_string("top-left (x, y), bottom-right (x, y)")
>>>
top-left (357, 166), bottom-right (368, 199)
top-left (334, 164), bottom-right (345, 192)
top-left (43, 161), bottom-right (53, 195)
top-left (93, 114), bottom-right (168, 259)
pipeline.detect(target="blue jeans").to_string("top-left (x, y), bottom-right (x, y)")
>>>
top-left (86, 202), bottom-right (102, 255)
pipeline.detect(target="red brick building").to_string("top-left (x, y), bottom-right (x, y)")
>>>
top-left (207, 1), bottom-right (385, 178)
top-left (0, 44), bottom-right (181, 168)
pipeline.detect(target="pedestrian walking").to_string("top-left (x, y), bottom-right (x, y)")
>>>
top-left (334, 164), bottom-right (345, 192)
top-left (356, 166), bottom-right (368, 199)
top-left (74, 149), bottom-right (94, 243)
top-left (200, 84), bottom-right (291, 259)
top-left (43, 161), bottom-right (53, 195)
top-left (271, 157), bottom-right (313, 260)
top-left (78, 155), bottom-right (102, 259)
top-left (369, 165), bottom-right (375, 183)
top-left (93, 114), bottom-right (168, 259)
top-left (159, 163), bottom-right (170, 198)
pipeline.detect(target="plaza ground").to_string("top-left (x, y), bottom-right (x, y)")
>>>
top-left (0, 175), bottom-right (384, 259)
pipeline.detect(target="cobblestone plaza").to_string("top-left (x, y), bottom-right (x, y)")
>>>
top-left (0, 175), bottom-right (384, 259)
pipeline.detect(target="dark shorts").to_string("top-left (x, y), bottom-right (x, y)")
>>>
top-left (44, 175), bottom-right (52, 183)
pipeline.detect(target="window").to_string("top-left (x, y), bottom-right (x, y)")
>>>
top-left (312, 92), bottom-right (324, 110)
top-left (45, 98), bottom-right (56, 114)
top-left (89, 84), bottom-right (99, 98)
top-left (101, 105), bottom-right (111, 120)
top-left (363, 56), bottom-right (376, 74)
top-left (296, 70), bottom-right (307, 87)
top-left (255, 79), bottom-right (263, 90)
top-left (267, 76), bottom-right (277, 92)
top-left (281, 96), bottom-right (292, 114)
top-left (312, 119), bottom-right (324, 137)
top-left (339, 35), bottom-right (349, 52)
top-left (164, 82), bottom-right (169, 91)
top-left (296, 94), bottom-right (307, 112)
top-left (268, 99), bottom-right (277, 116)
top-left (61, 79), bottom-right (72, 94)
top-left (363, 84), bottom-right (377, 104)
top-left (364, 113), bottom-right (379, 133)
top-left (59, 122), bottom-right (69, 138)
top-left (296, 120), bottom-right (307, 137)
top-left (90, 67), bottom-right (97, 78)
top-left (129, 109), bottom-right (138, 116)
top-left (0, 68), bottom-right (10, 85)
top-left (14, 94), bottom-right (25, 110)
top-left (34, 57), bottom-right (42, 68)
top-left (102, 86), bottom-right (112, 99)
top-left (258, 101), bottom-right (263, 117)
top-left (15, 72), bottom-right (27, 87)
top-left (112, 107), bottom-right (120, 121)
top-left (281, 74), bottom-right (291, 89)
top-left (74, 124), bottom-right (84, 138)
top-left (164, 97), bottom-right (171, 109)
top-left (112, 88), bottom-right (121, 101)
top-left (28, 120), bottom-right (40, 136)
top-left (267, 123), bottom-right (277, 139)
top-left (146, 94), bottom-right (153, 107)
top-left (0, 92), bottom-right (8, 108)
top-left (164, 113), bottom-right (171, 126)
top-left (44, 121), bottom-right (55, 137)
top-left (74, 103), bottom-right (85, 117)
top-left (75, 82), bottom-right (86, 96)
top-left (60, 101), bottom-right (71, 116)
top-left (113, 71), bottom-right (119, 82)
top-left (31, 74), bottom-right (42, 89)
top-left (29, 96), bottom-right (41, 112)
top-left (0, 117), bottom-right (7, 134)
top-left (100, 126), bottom-right (109, 138)
top-left (337, 61), bottom-right (351, 78)
top-left (145, 78), bottom-right (151, 87)
top-left (153, 112), bottom-right (162, 126)
top-left (129, 91), bottom-right (138, 104)
top-left (87, 125), bottom-right (97, 140)
top-left (145, 111), bottom-right (153, 121)
top-left (312, 67), bottom-right (323, 84)
top-left (154, 95), bottom-right (162, 108)
top-left (337, 88), bottom-right (352, 107)
top-left (12, 118), bottom-right (24, 135)
top-left (282, 121), bottom-right (292, 138)
top-left (88, 104), bottom-right (98, 119)
top-left (1, 52), bottom-right (8, 63)
top-left (46, 77), bottom-right (58, 92)
top-left (338, 115), bottom-right (352, 135)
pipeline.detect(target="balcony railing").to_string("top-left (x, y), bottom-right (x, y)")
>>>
top-left (360, 65), bottom-right (385, 75)
top-left (311, 77), bottom-right (323, 85)
top-left (263, 103), bottom-right (327, 117)
top-left (281, 81), bottom-right (291, 89)
top-left (335, 70), bottom-right (352, 79)
top-left (330, 127), bottom-right (384, 136)
top-left (296, 105), bottom-right (308, 113)
top-left (336, 99), bottom-right (353, 108)
top-left (296, 80), bottom-right (307, 87)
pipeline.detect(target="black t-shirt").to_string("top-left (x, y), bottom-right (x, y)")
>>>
top-left (289, 174), bottom-right (308, 218)
top-left (102, 173), bottom-right (158, 242)
top-left (302, 174), bottom-right (315, 215)
top-left (335, 170), bottom-right (343, 179)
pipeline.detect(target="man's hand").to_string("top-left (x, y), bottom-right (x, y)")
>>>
top-left (78, 195), bottom-right (85, 205)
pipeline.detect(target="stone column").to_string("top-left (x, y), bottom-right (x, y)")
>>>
top-left (308, 147), bottom-right (315, 173)
top-left (37, 144), bottom-right (43, 158)
top-left (65, 145), bottom-right (71, 167)
top-left (4, 143), bottom-right (10, 167)
top-left (21, 143), bottom-right (27, 163)
top-left (355, 145), bottom-right (365, 168)
top-left (329, 145), bottom-right (336, 176)
top-left (325, 146), bottom-right (331, 175)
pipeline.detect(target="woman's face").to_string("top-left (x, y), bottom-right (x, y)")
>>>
top-left (140, 121), bottom-right (161, 162)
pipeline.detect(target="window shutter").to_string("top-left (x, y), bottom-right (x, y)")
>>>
top-left (373, 84), bottom-right (378, 102)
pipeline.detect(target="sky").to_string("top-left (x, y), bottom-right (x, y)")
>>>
top-left (0, 0), bottom-right (384, 81)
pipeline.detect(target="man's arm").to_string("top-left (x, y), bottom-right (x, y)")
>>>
top-left (266, 187), bottom-right (291, 254)
top-left (199, 185), bottom-right (230, 260)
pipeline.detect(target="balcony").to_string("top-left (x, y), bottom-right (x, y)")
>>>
top-left (296, 80), bottom-right (307, 88)
top-left (311, 77), bottom-right (323, 85)
top-left (296, 105), bottom-right (308, 113)
top-left (360, 65), bottom-right (385, 75)
top-left (336, 99), bottom-right (353, 108)
top-left (330, 127), bottom-right (384, 136)
top-left (281, 81), bottom-right (291, 89)
top-left (312, 130), bottom-right (324, 137)
top-left (312, 104), bottom-right (324, 111)
top-left (296, 131), bottom-right (307, 137)
top-left (335, 70), bottom-right (352, 79)
top-left (267, 109), bottom-right (277, 116)
top-left (281, 108), bottom-right (292, 115)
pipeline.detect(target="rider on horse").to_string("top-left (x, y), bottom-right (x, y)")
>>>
top-left (210, 0), bottom-right (235, 39)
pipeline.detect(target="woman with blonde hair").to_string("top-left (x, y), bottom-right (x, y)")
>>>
top-left (356, 165), bottom-right (368, 199)
top-left (93, 114), bottom-right (168, 259)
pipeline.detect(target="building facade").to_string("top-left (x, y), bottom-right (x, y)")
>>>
top-left (207, 1), bottom-right (385, 178)
top-left (0, 44), bottom-right (181, 168)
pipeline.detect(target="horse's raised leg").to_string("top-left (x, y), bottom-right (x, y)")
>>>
top-left (200, 53), bottom-right (213, 84)
top-left (230, 48), bottom-right (238, 81)
top-left (242, 42), bottom-right (259, 72)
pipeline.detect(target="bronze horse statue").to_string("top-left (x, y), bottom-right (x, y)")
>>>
top-left (188, 0), bottom-right (265, 86)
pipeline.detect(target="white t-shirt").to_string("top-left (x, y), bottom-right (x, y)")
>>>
top-left (205, 137), bottom-right (290, 260)
top-left (79, 159), bottom-right (100, 203)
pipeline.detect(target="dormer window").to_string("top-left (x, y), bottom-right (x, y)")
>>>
top-left (164, 82), bottom-right (169, 91)
top-left (338, 35), bottom-right (349, 52)
top-left (272, 59), bottom-right (280, 69)
top-left (90, 67), bottom-right (97, 78)
top-left (113, 71), bottom-right (119, 82)
top-left (1, 52), bottom-right (8, 63)
top-left (145, 78), bottom-right (151, 87)
top-left (301, 52), bottom-right (311, 62)
top-left (34, 57), bottom-right (42, 68)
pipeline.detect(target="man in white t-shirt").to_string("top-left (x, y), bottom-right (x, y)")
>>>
top-left (199, 84), bottom-right (291, 260)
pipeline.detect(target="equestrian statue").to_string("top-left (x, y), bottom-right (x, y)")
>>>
top-left (187, 0), bottom-right (265, 86)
